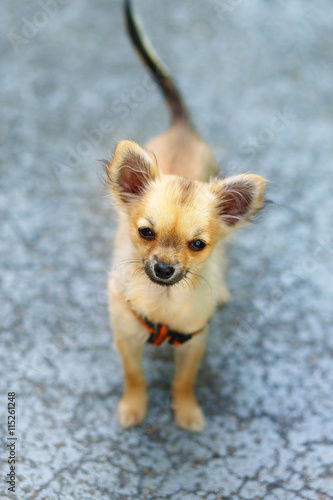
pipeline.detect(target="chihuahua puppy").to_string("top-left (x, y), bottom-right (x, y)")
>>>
top-left (105, 0), bottom-right (266, 431)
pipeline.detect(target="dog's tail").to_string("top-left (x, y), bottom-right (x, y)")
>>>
top-left (124, 0), bottom-right (190, 124)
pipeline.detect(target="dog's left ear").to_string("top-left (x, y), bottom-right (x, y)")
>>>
top-left (211, 174), bottom-right (267, 229)
top-left (105, 140), bottom-right (161, 204)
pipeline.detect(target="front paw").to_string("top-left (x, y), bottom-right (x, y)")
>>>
top-left (173, 397), bottom-right (205, 432)
top-left (118, 391), bottom-right (147, 428)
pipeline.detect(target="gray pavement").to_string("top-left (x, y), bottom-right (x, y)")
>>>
top-left (1, 0), bottom-right (333, 498)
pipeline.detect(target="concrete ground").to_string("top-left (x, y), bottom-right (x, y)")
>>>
top-left (1, 0), bottom-right (333, 498)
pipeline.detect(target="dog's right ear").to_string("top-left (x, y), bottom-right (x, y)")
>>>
top-left (105, 140), bottom-right (160, 204)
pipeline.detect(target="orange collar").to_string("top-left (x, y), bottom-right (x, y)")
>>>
top-left (130, 308), bottom-right (204, 346)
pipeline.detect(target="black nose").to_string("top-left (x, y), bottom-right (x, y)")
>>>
top-left (154, 262), bottom-right (175, 280)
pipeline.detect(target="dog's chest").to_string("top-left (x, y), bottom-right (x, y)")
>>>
top-left (126, 269), bottom-right (219, 333)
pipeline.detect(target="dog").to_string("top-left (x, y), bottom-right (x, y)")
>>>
top-left (105, 0), bottom-right (267, 431)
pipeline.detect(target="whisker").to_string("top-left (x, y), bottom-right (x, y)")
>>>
top-left (112, 258), bottom-right (142, 270)
top-left (187, 269), bottom-right (213, 297)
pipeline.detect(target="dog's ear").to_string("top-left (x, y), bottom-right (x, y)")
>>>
top-left (211, 174), bottom-right (267, 229)
top-left (105, 140), bottom-right (160, 204)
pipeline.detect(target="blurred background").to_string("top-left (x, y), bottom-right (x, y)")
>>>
top-left (0, 0), bottom-right (332, 498)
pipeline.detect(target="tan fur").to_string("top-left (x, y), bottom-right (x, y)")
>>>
top-left (107, 138), bottom-right (266, 431)
top-left (106, 1), bottom-right (266, 432)
top-left (146, 121), bottom-right (218, 181)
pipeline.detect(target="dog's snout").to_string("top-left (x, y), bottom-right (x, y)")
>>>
top-left (144, 258), bottom-right (183, 286)
top-left (154, 262), bottom-right (175, 280)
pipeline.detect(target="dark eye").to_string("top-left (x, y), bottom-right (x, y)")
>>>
top-left (189, 239), bottom-right (206, 251)
top-left (138, 227), bottom-right (155, 240)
